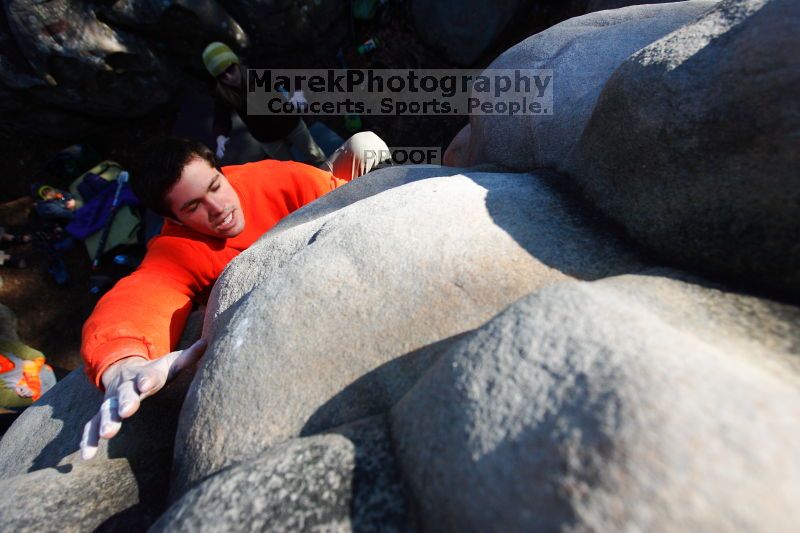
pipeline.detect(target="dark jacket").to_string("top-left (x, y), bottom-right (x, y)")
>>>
top-left (212, 66), bottom-right (300, 143)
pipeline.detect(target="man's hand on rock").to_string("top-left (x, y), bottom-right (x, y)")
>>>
top-left (80, 338), bottom-right (207, 460)
top-left (215, 135), bottom-right (230, 160)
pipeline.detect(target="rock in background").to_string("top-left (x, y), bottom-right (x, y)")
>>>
top-left (0, 0), bottom-right (349, 141)
top-left (409, 0), bottom-right (530, 66)
top-left (464, 0), bottom-right (716, 171)
top-left (0, 0), bottom-right (180, 139)
top-left (565, 0), bottom-right (800, 298)
top-left (215, 0), bottom-right (348, 69)
top-left (96, 0), bottom-right (249, 59)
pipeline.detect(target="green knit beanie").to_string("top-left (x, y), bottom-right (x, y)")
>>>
top-left (202, 42), bottom-right (240, 77)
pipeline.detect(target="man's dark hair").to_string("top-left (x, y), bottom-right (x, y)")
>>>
top-left (130, 137), bottom-right (218, 218)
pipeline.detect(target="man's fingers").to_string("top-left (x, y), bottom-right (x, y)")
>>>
top-left (136, 367), bottom-right (166, 400)
top-left (89, 339), bottom-right (210, 448)
top-left (177, 338), bottom-right (207, 368)
top-left (168, 338), bottom-right (208, 380)
top-left (98, 396), bottom-right (122, 439)
top-left (80, 414), bottom-right (101, 460)
top-left (117, 380), bottom-right (141, 418)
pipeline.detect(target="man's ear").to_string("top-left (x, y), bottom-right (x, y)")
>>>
top-left (162, 209), bottom-right (183, 225)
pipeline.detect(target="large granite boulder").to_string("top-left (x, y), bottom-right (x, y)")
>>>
top-left (463, 0), bottom-right (715, 171)
top-left (153, 416), bottom-right (411, 531)
top-left (410, 0), bottom-right (528, 66)
top-left (391, 272), bottom-right (800, 531)
top-left (3, 0), bottom-right (178, 116)
top-left (0, 370), bottom-right (184, 527)
top-left (171, 164), bottom-right (648, 496)
top-left (565, 0), bottom-right (800, 297)
top-left (0, 5), bottom-right (107, 139)
top-left (1, 2), bottom-right (795, 528)
top-left (97, 0), bottom-right (249, 58)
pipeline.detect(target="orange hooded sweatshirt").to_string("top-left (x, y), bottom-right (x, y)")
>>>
top-left (81, 159), bottom-right (347, 388)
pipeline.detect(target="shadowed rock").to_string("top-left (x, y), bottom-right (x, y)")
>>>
top-left (0, 458), bottom-right (161, 531)
top-left (409, 0), bottom-right (527, 66)
top-left (466, 0), bottom-right (715, 171)
top-left (565, 0), bottom-right (800, 298)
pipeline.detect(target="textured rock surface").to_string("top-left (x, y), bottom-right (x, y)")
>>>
top-left (172, 164), bottom-right (647, 496)
top-left (155, 436), bottom-right (358, 532)
top-left (2, 0), bottom-right (178, 117)
top-left (565, 0), bottom-right (800, 297)
top-left (0, 365), bottom-right (182, 478)
top-left (328, 416), bottom-right (412, 531)
top-left (155, 416), bottom-right (411, 531)
top-left (391, 272), bottom-right (800, 531)
top-left (0, 458), bottom-right (155, 531)
top-left (0, 1), bottom-right (174, 139)
top-left (410, 0), bottom-right (526, 66)
top-left (465, 0), bottom-right (715, 171)
top-left (587, 0), bottom-right (692, 13)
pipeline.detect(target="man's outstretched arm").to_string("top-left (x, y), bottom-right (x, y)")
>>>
top-left (80, 338), bottom-right (207, 459)
top-left (81, 271), bottom-right (195, 388)
top-left (81, 232), bottom-right (224, 385)
top-left (79, 235), bottom-right (223, 458)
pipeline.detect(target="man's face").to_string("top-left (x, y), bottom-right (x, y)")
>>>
top-left (165, 157), bottom-right (245, 239)
top-left (217, 63), bottom-right (241, 88)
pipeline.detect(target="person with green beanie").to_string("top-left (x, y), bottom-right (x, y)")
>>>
top-left (202, 42), bottom-right (327, 167)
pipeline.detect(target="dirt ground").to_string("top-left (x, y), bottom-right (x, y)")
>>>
top-left (0, 1), bottom-right (586, 374)
top-left (0, 198), bottom-right (107, 371)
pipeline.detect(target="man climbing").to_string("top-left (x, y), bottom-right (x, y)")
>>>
top-left (80, 132), bottom-right (389, 459)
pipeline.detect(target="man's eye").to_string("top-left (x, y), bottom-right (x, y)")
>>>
top-left (211, 185), bottom-right (221, 192)
top-left (188, 203), bottom-right (199, 212)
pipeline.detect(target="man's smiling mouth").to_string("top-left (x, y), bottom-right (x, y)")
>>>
top-left (215, 209), bottom-right (235, 230)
